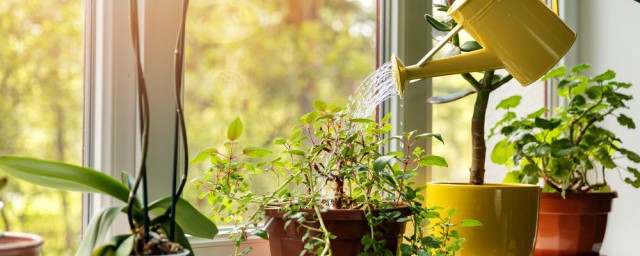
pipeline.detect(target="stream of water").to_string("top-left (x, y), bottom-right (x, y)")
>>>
top-left (346, 61), bottom-right (397, 118)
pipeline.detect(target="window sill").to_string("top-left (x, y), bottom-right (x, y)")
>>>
top-left (189, 230), bottom-right (270, 255)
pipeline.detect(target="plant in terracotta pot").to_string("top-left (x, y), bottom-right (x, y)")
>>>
top-left (0, 176), bottom-right (44, 256)
top-left (0, 0), bottom-right (218, 255)
top-left (490, 64), bottom-right (640, 256)
top-left (193, 102), bottom-right (480, 256)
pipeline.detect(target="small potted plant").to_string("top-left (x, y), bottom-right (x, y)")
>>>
top-left (0, 176), bottom-right (44, 256)
top-left (490, 64), bottom-right (640, 255)
top-left (0, 0), bottom-right (217, 255)
top-left (193, 102), bottom-right (480, 256)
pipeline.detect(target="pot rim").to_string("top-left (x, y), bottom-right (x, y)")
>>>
top-left (428, 181), bottom-right (541, 189)
top-left (541, 191), bottom-right (618, 199)
top-left (0, 232), bottom-right (43, 250)
top-left (264, 203), bottom-right (412, 220)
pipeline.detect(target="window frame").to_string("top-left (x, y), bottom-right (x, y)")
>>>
top-left (84, 0), bottom-right (432, 253)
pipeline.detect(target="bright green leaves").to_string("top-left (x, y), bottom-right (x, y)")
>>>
top-left (496, 95), bottom-right (522, 110)
top-left (460, 219), bottom-right (483, 227)
top-left (76, 206), bottom-right (125, 256)
top-left (418, 156), bottom-right (448, 167)
top-left (593, 147), bottom-right (616, 169)
top-left (491, 139), bottom-right (515, 165)
top-left (313, 99), bottom-right (328, 112)
top-left (252, 229), bottom-right (269, 240)
top-left (570, 63), bottom-right (591, 74)
top-left (591, 70), bottom-right (616, 82)
top-left (227, 117), bottom-right (243, 141)
top-left (242, 147), bottom-right (271, 158)
top-left (625, 167), bottom-right (640, 188)
top-left (191, 148), bottom-right (219, 164)
top-left (548, 158), bottom-right (572, 180)
top-left (541, 66), bottom-right (567, 81)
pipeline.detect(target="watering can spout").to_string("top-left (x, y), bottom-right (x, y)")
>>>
top-left (392, 0), bottom-right (576, 97)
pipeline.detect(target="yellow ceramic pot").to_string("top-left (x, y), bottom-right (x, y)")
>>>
top-left (426, 182), bottom-right (541, 256)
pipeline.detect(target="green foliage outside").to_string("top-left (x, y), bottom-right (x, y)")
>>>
top-left (1, 0), bottom-right (83, 254)
top-left (490, 65), bottom-right (640, 195)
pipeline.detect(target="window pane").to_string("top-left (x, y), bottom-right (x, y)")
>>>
top-left (184, 0), bottom-right (376, 222)
top-left (0, 0), bottom-right (83, 255)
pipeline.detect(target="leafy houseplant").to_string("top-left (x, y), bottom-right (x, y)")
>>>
top-left (0, 0), bottom-right (218, 255)
top-left (490, 64), bottom-right (639, 255)
top-left (193, 101), bottom-right (480, 256)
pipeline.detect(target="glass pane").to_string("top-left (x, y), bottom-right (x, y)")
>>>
top-left (184, 0), bottom-right (376, 223)
top-left (0, 1), bottom-right (83, 255)
top-left (430, 3), bottom-right (473, 182)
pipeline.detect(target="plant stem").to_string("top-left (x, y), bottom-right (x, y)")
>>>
top-left (470, 87), bottom-right (490, 185)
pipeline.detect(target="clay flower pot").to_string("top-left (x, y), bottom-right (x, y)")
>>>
top-left (0, 232), bottom-right (43, 256)
top-left (535, 192), bottom-right (617, 256)
top-left (265, 205), bottom-right (411, 256)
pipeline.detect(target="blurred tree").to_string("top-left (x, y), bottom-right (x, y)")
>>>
top-left (0, 0), bottom-right (83, 255)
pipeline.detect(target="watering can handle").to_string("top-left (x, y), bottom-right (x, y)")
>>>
top-left (417, 24), bottom-right (463, 67)
top-left (550, 0), bottom-right (559, 15)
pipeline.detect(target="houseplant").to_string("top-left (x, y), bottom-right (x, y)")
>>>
top-left (0, 0), bottom-right (218, 255)
top-left (412, 1), bottom-right (545, 255)
top-left (490, 64), bottom-right (640, 255)
top-left (193, 103), bottom-right (480, 256)
top-left (0, 176), bottom-right (44, 256)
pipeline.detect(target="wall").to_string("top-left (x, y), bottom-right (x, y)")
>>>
top-left (578, 1), bottom-right (640, 255)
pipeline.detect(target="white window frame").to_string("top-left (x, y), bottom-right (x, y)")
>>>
top-left (83, 0), bottom-right (431, 254)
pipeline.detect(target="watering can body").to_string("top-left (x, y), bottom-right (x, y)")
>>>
top-left (393, 0), bottom-right (576, 94)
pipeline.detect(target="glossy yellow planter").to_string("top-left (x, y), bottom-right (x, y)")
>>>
top-left (426, 183), bottom-right (541, 256)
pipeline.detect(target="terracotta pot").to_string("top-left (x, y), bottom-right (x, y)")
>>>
top-left (0, 232), bottom-right (43, 256)
top-left (535, 192), bottom-right (617, 256)
top-left (265, 205), bottom-right (411, 256)
top-left (426, 182), bottom-right (541, 256)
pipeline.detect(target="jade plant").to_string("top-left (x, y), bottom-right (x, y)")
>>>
top-left (424, 1), bottom-right (513, 185)
top-left (490, 64), bottom-right (640, 194)
top-left (0, 0), bottom-right (217, 255)
top-left (193, 101), bottom-right (480, 256)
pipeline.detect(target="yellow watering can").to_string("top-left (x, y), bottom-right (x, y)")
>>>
top-left (392, 0), bottom-right (576, 95)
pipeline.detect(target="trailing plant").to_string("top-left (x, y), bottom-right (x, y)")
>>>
top-left (490, 64), bottom-right (640, 194)
top-left (0, 0), bottom-right (218, 255)
top-left (193, 101), bottom-right (481, 256)
top-left (424, 1), bottom-right (514, 185)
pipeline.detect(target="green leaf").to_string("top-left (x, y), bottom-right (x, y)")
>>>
top-left (114, 235), bottom-right (134, 256)
top-left (374, 156), bottom-right (395, 173)
top-left (534, 117), bottom-right (561, 130)
top-left (120, 172), bottom-right (142, 208)
top-left (0, 156), bottom-right (130, 203)
top-left (548, 158), bottom-right (572, 180)
top-left (91, 234), bottom-right (131, 256)
top-left (191, 148), bottom-right (218, 164)
top-left (415, 133), bottom-right (444, 144)
top-left (424, 14), bottom-right (451, 31)
top-left (591, 70), bottom-right (616, 82)
top-left (570, 95), bottom-right (586, 107)
top-left (448, 208), bottom-right (457, 217)
top-left (503, 171), bottom-right (523, 184)
top-left (76, 206), bottom-right (125, 256)
top-left (427, 88), bottom-right (477, 104)
top-left (620, 148), bottom-right (640, 163)
top-left (252, 229), bottom-right (269, 240)
top-left (460, 41), bottom-right (482, 52)
top-left (617, 114), bottom-right (636, 129)
top-left (625, 167), bottom-right (640, 188)
top-left (242, 147), bottom-right (271, 158)
top-left (496, 95), bottom-right (522, 110)
top-left (149, 197), bottom-right (218, 239)
top-left (418, 155), bottom-right (448, 167)
top-left (585, 86), bottom-right (602, 100)
top-left (541, 66), bottom-right (567, 81)
top-left (313, 100), bottom-right (328, 111)
top-left (593, 147), bottom-right (617, 169)
top-left (491, 139), bottom-right (515, 165)
top-left (350, 118), bottom-right (376, 124)
top-left (570, 63), bottom-right (591, 73)
top-left (460, 219), bottom-right (483, 227)
top-left (527, 107), bottom-right (548, 119)
top-left (227, 117), bottom-right (243, 141)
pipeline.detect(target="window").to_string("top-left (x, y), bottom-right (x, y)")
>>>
top-left (182, 0), bottom-right (377, 222)
top-left (0, 0), bottom-right (83, 254)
